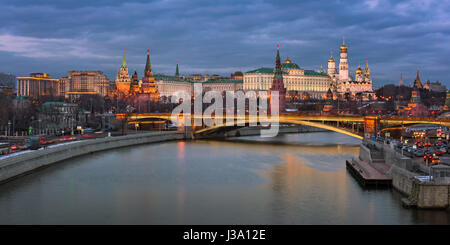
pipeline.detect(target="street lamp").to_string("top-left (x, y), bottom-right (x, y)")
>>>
top-left (8, 120), bottom-right (11, 137)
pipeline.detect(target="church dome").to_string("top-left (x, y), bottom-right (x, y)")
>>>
top-left (281, 56), bottom-right (299, 69)
top-left (284, 56), bottom-right (292, 64)
top-left (355, 65), bottom-right (363, 75)
top-left (340, 44), bottom-right (347, 53)
top-left (328, 57), bottom-right (335, 63)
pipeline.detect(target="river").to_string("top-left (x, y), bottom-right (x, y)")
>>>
top-left (0, 132), bottom-right (448, 224)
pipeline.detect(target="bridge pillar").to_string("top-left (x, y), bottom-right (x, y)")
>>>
top-left (364, 116), bottom-right (379, 139)
top-left (183, 126), bottom-right (194, 139)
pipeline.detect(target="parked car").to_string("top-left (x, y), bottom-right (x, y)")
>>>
top-left (414, 150), bottom-right (424, 157)
top-left (432, 155), bottom-right (441, 165)
top-left (0, 147), bottom-right (11, 155)
top-left (23, 137), bottom-right (41, 150)
top-left (423, 154), bottom-right (433, 163)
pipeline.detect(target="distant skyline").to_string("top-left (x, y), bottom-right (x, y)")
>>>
top-left (0, 0), bottom-right (449, 87)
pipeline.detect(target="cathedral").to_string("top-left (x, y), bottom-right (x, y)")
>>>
top-left (327, 38), bottom-right (373, 96)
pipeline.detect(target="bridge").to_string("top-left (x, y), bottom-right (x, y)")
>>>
top-left (117, 113), bottom-right (450, 140)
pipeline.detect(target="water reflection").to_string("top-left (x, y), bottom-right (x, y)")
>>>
top-left (0, 132), bottom-right (448, 224)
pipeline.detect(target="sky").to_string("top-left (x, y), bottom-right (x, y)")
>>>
top-left (0, 0), bottom-right (449, 87)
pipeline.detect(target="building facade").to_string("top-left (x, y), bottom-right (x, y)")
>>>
top-left (243, 57), bottom-right (331, 99)
top-left (328, 39), bottom-right (373, 95)
top-left (16, 73), bottom-right (60, 99)
top-left (65, 71), bottom-right (110, 99)
top-left (115, 49), bottom-right (131, 97)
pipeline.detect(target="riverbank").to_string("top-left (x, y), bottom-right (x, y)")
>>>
top-left (0, 125), bottom-right (327, 185)
top-left (0, 131), bottom-right (184, 184)
top-left (352, 139), bottom-right (450, 209)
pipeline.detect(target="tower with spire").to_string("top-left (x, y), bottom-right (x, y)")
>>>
top-left (413, 70), bottom-right (423, 89)
top-left (115, 48), bottom-right (131, 96)
top-left (338, 37), bottom-right (349, 82)
top-left (399, 73), bottom-right (404, 86)
top-left (269, 44), bottom-right (286, 113)
top-left (363, 58), bottom-right (371, 83)
top-left (175, 62), bottom-right (180, 77)
top-left (140, 49), bottom-right (160, 102)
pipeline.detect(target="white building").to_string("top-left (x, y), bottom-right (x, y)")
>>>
top-left (243, 57), bottom-right (331, 99)
top-left (328, 38), bottom-right (373, 95)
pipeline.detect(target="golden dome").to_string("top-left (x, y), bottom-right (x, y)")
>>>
top-left (328, 57), bottom-right (335, 63)
top-left (284, 56), bottom-right (292, 63)
top-left (355, 64), bottom-right (363, 75)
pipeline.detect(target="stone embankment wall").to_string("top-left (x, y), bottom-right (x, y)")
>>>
top-left (361, 139), bottom-right (450, 209)
top-left (0, 131), bottom-right (185, 184)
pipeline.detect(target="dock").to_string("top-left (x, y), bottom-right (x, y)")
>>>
top-left (346, 158), bottom-right (392, 188)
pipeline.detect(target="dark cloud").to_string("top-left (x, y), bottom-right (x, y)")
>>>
top-left (0, 0), bottom-right (449, 87)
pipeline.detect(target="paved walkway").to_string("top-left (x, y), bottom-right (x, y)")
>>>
top-left (352, 159), bottom-right (392, 180)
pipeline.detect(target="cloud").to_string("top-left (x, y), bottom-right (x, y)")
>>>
top-left (0, 0), bottom-right (449, 86)
top-left (0, 34), bottom-right (115, 59)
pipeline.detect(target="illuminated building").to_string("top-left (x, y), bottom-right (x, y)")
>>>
top-left (399, 89), bottom-right (429, 116)
top-left (230, 71), bottom-right (243, 80)
top-left (139, 49), bottom-right (160, 102)
top-left (322, 88), bottom-right (334, 113)
top-left (269, 44), bottom-right (286, 112)
top-left (154, 73), bottom-right (193, 100)
top-left (244, 51), bottom-right (331, 99)
top-left (130, 71), bottom-right (140, 95)
top-left (443, 91), bottom-right (450, 111)
top-left (338, 38), bottom-right (349, 82)
top-left (16, 73), bottom-right (60, 99)
top-left (202, 79), bottom-right (243, 93)
top-left (423, 80), bottom-right (446, 92)
top-left (115, 49), bottom-right (131, 97)
top-left (0, 85), bottom-right (14, 96)
top-left (413, 70), bottom-right (423, 89)
top-left (66, 71), bottom-right (110, 99)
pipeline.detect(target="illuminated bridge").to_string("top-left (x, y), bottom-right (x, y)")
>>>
top-left (117, 113), bottom-right (450, 140)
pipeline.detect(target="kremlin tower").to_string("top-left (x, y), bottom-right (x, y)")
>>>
top-left (270, 44), bottom-right (286, 113)
top-left (115, 48), bottom-right (131, 96)
top-left (130, 70), bottom-right (140, 95)
top-left (175, 62), bottom-right (180, 77)
top-left (403, 88), bottom-right (429, 116)
top-left (413, 70), bottom-right (423, 89)
top-left (140, 49), bottom-right (160, 102)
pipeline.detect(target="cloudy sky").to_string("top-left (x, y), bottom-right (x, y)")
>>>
top-left (0, 0), bottom-right (449, 87)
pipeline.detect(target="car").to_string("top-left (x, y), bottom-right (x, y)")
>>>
top-left (434, 149), bottom-right (444, 156)
top-left (432, 155), bottom-right (440, 165)
top-left (423, 154), bottom-right (433, 163)
top-left (414, 150), bottom-right (424, 157)
top-left (0, 147), bottom-right (11, 155)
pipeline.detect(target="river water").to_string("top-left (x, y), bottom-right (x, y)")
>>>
top-left (0, 132), bottom-right (448, 224)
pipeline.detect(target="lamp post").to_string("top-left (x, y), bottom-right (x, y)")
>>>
top-left (8, 120), bottom-right (11, 137)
